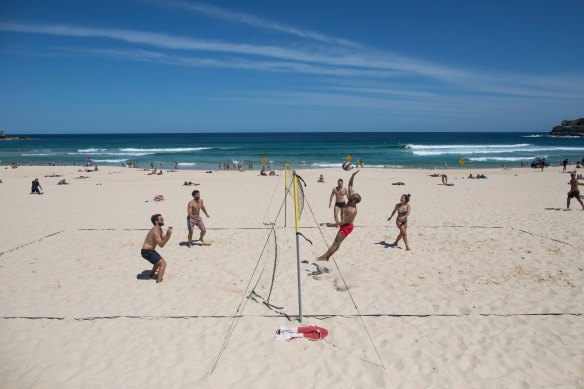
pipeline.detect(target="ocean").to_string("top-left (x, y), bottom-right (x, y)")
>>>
top-left (1, 132), bottom-right (583, 170)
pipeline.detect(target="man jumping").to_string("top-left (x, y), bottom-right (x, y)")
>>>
top-left (318, 170), bottom-right (361, 261)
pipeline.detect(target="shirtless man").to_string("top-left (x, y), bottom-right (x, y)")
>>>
top-left (329, 178), bottom-right (348, 223)
top-left (187, 190), bottom-right (210, 246)
top-left (567, 172), bottom-right (584, 210)
top-left (318, 170), bottom-right (361, 261)
top-left (141, 214), bottom-right (173, 283)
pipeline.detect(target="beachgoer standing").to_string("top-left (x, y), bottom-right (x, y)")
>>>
top-left (562, 159), bottom-right (568, 172)
top-left (387, 194), bottom-right (412, 250)
top-left (187, 190), bottom-right (210, 246)
top-left (141, 214), bottom-right (173, 283)
top-left (567, 172), bottom-right (584, 210)
top-left (31, 178), bottom-right (42, 194)
top-left (441, 174), bottom-right (448, 185)
top-left (329, 178), bottom-right (348, 223)
top-left (318, 170), bottom-right (361, 261)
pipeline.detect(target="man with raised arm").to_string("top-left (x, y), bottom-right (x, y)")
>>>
top-left (141, 214), bottom-right (173, 283)
top-left (318, 170), bottom-right (361, 261)
top-left (187, 190), bottom-right (210, 246)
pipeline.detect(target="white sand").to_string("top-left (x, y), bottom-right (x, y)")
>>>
top-left (0, 165), bottom-right (583, 388)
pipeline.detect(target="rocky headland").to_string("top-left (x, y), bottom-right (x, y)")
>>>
top-left (548, 118), bottom-right (584, 137)
top-left (0, 131), bottom-right (32, 140)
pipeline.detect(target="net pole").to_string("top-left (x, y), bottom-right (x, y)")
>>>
top-left (284, 163), bottom-right (288, 227)
top-left (292, 173), bottom-right (303, 323)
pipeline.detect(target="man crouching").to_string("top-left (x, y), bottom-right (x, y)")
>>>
top-left (141, 214), bottom-right (173, 283)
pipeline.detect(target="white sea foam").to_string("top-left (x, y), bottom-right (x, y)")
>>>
top-left (92, 159), bottom-right (128, 163)
top-left (521, 135), bottom-right (543, 138)
top-left (408, 144), bottom-right (584, 156)
top-left (309, 163), bottom-right (400, 169)
top-left (310, 163), bottom-right (343, 168)
top-left (67, 152), bottom-right (155, 157)
top-left (467, 157), bottom-right (537, 162)
top-left (177, 162), bottom-right (197, 166)
top-left (119, 147), bottom-right (210, 153)
top-left (21, 153), bottom-right (52, 156)
top-left (78, 148), bottom-right (107, 152)
top-left (406, 143), bottom-right (531, 150)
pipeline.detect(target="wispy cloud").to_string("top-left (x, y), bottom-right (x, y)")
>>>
top-left (54, 46), bottom-right (406, 78)
top-left (1, 21), bottom-right (583, 101)
top-left (163, 1), bottom-right (360, 48)
top-left (0, 21), bottom-right (466, 80)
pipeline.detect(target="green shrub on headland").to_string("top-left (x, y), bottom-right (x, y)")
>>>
top-left (549, 118), bottom-right (584, 137)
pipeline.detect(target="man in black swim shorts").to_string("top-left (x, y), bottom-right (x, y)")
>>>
top-left (141, 214), bottom-right (173, 283)
top-left (329, 178), bottom-right (348, 223)
top-left (567, 172), bottom-right (584, 210)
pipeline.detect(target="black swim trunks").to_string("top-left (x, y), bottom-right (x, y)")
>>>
top-left (141, 249), bottom-right (161, 265)
top-left (335, 201), bottom-right (346, 208)
top-left (568, 190), bottom-right (580, 199)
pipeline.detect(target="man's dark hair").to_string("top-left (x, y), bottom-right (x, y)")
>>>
top-left (192, 190), bottom-right (200, 196)
top-left (151, 214), bottom-right (161, 225)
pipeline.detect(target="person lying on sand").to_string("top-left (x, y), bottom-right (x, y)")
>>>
top-left (183, 181), bottom-right (200, 186)
top-left (392, 182), bottom-right (405, 185)
top-left (57, 179), bottom-right (69, 185)
top-left (154, 195), bottom-right (165, 202)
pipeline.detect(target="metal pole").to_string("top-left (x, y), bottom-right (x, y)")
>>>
top-left (292, 173), bottom-right (302, 323)
top-left (284, 163), bottom-right (287, 227)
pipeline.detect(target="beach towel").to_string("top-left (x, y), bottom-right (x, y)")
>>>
top-left (275, 325), bottom-right (329, 341)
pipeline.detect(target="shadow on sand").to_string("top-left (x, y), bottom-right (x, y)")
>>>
top-left (136, 270), bottom-right (155, 281)
top-left (375, 240), bottom-right (401, 249)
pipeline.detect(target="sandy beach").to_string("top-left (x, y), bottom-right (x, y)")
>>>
top-left (0, 165), bottom-right (583, 388)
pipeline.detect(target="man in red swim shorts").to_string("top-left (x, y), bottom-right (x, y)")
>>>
top-left (318, 170), bottom-right (361, 261)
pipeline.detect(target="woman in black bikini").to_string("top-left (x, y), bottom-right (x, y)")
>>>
top-left (387, 194), bottom-right (411, 250)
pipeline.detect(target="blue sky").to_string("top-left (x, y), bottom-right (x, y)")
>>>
top-left (1, 0), bottom-right (583, 133)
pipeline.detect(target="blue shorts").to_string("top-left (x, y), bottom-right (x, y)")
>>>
top-left (141, 249), bottom-right (161, 265)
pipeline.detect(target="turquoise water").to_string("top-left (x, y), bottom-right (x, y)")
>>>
top-left (1, 132), bottom-right (583, 169)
